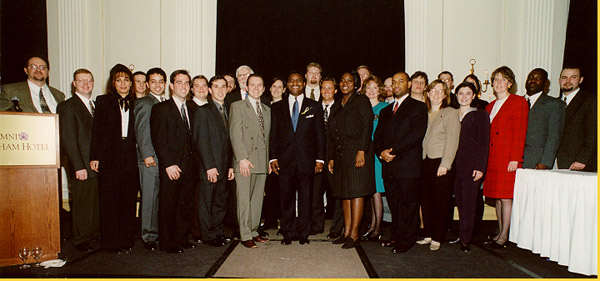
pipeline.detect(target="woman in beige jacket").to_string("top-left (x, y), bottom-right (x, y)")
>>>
top-left (416, 79), bottom-right (461, 251)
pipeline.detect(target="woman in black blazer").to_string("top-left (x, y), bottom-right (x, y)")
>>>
top-left (327, 72), bottom-right (375, 249)
top-left (453, 82), bottom-right (490, 252)
top-left (90, 64), bottom-right (140, 253)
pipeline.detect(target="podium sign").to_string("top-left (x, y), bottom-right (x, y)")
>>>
top-left (0, 112), bottom-right (61, 267)
top-left (0, 113), bottom-right (59, 167)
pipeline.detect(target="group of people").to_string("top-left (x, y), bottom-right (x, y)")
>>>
top-left (0, 55), bottom-right (595, 255)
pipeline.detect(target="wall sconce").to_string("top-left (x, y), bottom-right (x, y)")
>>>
top-left (469, 59), bottom-right (491, 98)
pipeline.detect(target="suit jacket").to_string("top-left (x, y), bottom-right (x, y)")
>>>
top-left (57, 95), bottom-right (97, 178)
top-left (523, 94), bottom-right (565, 168)
top-left (224, 89), bottom-right (243, 112)
top-left (455, 109), bottom-right (490, 179)
top-left (269, 96), bottom-right (325, 175)
top-left (134, 94), bottom-right (161, 162)
top-left (150, 99), bottom-right (196, 174)
top-left (374, 96), bottom-right (428, 179)
top-left (89, 93), bottom-right (137, 170)
top-left (485, 94), bottom-right (529, 170)
top-left (422, 107), bottom-right (460, 169)
top-left (0, 81), bottom-right (65, 112)
top-left (192, 101), bottom-right (233, 180)
top-left (556, 90), bottom-right (597, 171)
top-left (229, 98), bottom-right (271, 174)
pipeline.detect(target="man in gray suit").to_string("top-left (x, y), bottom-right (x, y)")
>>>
top-left (229, 74), bottom-right (271, 248)
top-left (133, 67), bottom-right (167, 251)
top-left (0, 55), bottom-right (65, 112)
top-left (523, 68), bottom-right (565, 169)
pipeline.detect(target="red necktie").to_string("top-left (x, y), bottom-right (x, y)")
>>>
top-left (393, 101), bottom-right (399, 115)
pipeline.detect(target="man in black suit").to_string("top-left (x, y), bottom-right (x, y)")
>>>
top-left (522, 68), bottom-right (565, 169)
top-left (269, 72), bottom-right (326, 245)
top-left (192, 75), bottom-right (235, 247)
top-left (556, 67), bottom-right (597, 172)
top-left (150, 70), bottom-right (197, 253)
top-left (57, 68), bottom-right (99, 252)
top-left (374, 71), bottom-right (428, 254)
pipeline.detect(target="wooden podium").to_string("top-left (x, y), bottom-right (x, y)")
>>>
top-left (0, 112), bottom-right (61, 266)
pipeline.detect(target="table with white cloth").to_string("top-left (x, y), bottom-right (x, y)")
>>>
top-left (510, 168), bottom-right (597, 276)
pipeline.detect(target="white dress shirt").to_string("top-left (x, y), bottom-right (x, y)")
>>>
top-left (289, 94), bottom-right (304, 117)
top-left (193, 97), bottom-right (208, 106)
top-left (172, 97), bottom-right (190, 127)
top-left (75, 92), bottom-right (94, 115)
top-left (304, 86), bottom-right (320, 101)
top-left (489, 95), bottom-right (508, 122)
top-left (526, 92), bottom-right (542, 109)
top-left (28, 80), bottom-right (58, 113)
top-left (563, 88), bottom-right (580, 106)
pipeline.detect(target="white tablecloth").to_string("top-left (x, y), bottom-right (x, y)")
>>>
top-left (510, 168), bottom-right (597, 276)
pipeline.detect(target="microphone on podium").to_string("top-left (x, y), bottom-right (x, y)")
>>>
top-left (11, 96), bottom-right (23, 112)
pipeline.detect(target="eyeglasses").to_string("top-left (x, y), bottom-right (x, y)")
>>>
top-left (28, 65), bottom-right (48, 71)
top-left (429, 89), bottom-right (445, 94)
top-left (75, 79), bottom-right (94, 84)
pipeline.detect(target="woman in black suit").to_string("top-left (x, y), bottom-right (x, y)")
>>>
top-left (453, 82), bottom-right (490, 252)
top-left (462, 74), bottom-right (489, 110)
top-left (90, 64), bottom-right (140, 253)
top-left (327, 72), bottom-right (375, 249)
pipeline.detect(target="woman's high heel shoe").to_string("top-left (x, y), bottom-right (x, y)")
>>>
top-left (368, 231), bottom-right (382, 241)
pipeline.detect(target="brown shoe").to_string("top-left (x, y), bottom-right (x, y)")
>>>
top-left (381, 240), bottom-right (396, 247)
top-left (241, 240), bottom-right (258, 248)
top-left (252, 236), bottom-right (269, 243)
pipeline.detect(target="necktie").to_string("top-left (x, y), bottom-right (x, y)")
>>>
top-left (119, 97), bottom-right (130, 111)
top-left (292, 97), bottom-right (299, 132)
top-left (323, 104), bottom-right (329, 122)
top-left (244, 92), bottom-right (248, 100)
top-left (256, 101), bottom-right (265, 137)
top-left (181, 103), bottom-right (190, 129)
top-left (527, 97), bottom-right (531, 108)
top-left (39, 88), bottom-right (51, 113)
top-left (393, 101), bottom-right (399, 115)
top-left (310, 88), bottom-right (315, 100)
top-left (89, 100), bottom-right (95, 116)
top-left (219, 105), bottom-right (228, 127)
top-left (563, 96), bottom-right (567, 106)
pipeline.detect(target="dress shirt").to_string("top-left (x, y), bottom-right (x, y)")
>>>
top-left (289, 94), bottom-right (305, 117)
top-left (305, 86), bottom-right (320, 101)
top-left (322, 100), bottom-right (334, 118)
top-left (193, 97), bottom-right (208, 106)
top-left (393, 93), bottom-right (410, 109)
top-left (489, 95), bottom-right (508, 122)
top-left (150, 92), bottom-right (166, 102)
top-left (120, 102), bottom-right (130, 138)
top-left (247, 96), bottom-right (260, 115)
top-left (27, 80), bottom-right (58, 113)
top-left (172, 97), bottom-right (190, 126)
top-left (75, 92), bottom-right (94, 115)
top-left (563, 88), bottom-right (580, 106)
top-left (526, 92), bottom-right (542, 109)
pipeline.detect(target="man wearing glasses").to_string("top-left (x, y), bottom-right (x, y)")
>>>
top-left (0, 55), bottom-right (65, 112)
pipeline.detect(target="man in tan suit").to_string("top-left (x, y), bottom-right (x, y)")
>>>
top-left (229, 74), bottom-right (271, 248)
top-left (0, 55), bottom-right (65, 112)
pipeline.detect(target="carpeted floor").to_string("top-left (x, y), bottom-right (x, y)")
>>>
top-left (0, 220), bottom-right (594, 278)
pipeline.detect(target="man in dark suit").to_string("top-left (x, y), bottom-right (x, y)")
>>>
top-left (556, 67), bottom-right (597, 172)
top-left (270, 72), bottom-right (325, 245)
top-left (523, 68), bottom-right (565, 169)
top-left (150, 70), bottom-right (197, 253)
top-left (374, 72), bottom-right (428, 254)
top-left (192, 75), bottom-right (235, 247)
top-left (57, 68), bottom-right (99, 252)
top-left (438, 71), bottom-right (458, 108)
top-left (133, 67), bottom-right (167, 251)
top-left (0, 55), bottom-right (65, 112)
top-left (224, 65), bottom-right (253, 111)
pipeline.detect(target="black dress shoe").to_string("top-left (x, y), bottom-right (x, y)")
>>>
top-left (448, 237), bottom-right (461, 244)
top-left (299, 237), bottom-right (310, 245)
top-left (281, 237), bottom-right (292, 245)
top-left (482, 235), bottom-right (497, 245)
top-left (163, 246), bottom-right (184, 254)
top-left (143, 241), bottom-right (157, 251)
top-left (205, 238), bottom-right (225, 247)
top-left (341, 238), bottom-right (357, 249)
top-left (332, 236), bottom-right (348, 245)
top-left (327, 232), bottom-right (341, 239)
top-left (216, 235), bottom-right (230, 244)
top-left (381, 240), bottom-right (396, 247)
top-left (392, 245), bottom-right (409, 254)
top-left (309, 229), bottom-right (323, 236)
top-left (460, 243), bottom-right (470, 252)
top-left (180, 242), bottom-right (196, 249)
top-left (258, 229), bottom-right (269, 237)
top-left (489, 241), bottom-right (507, 249)
top-left (74, 242), bottom-right (93, 252)
top-left (107, 248), bottom-right (122, 254)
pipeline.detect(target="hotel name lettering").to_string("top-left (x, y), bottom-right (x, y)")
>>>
top-left (0, 133), bottom-right (50, 151)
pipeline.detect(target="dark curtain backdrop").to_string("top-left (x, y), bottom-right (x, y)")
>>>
top-left (216, 0), bottom-right (405, 86)
top-left (0, 0), bottom-right (48, 86)
top-left (563, 0), bottom-right (596, 95)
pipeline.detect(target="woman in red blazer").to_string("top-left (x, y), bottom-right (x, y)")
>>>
top-left (484, 66), bottom-right (528, 248)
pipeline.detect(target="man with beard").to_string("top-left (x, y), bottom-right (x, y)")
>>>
top-left (522, 68), bottom-right (565, 169)
top-left (0, 55), bottom-right (65, 112)
top-left (305, 62), bottom-right (322, 101)
top-left (556, 67), bottom-right (597, 171)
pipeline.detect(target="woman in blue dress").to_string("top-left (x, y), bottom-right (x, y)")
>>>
top-left (360, 75), bottom-right (388, 241)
